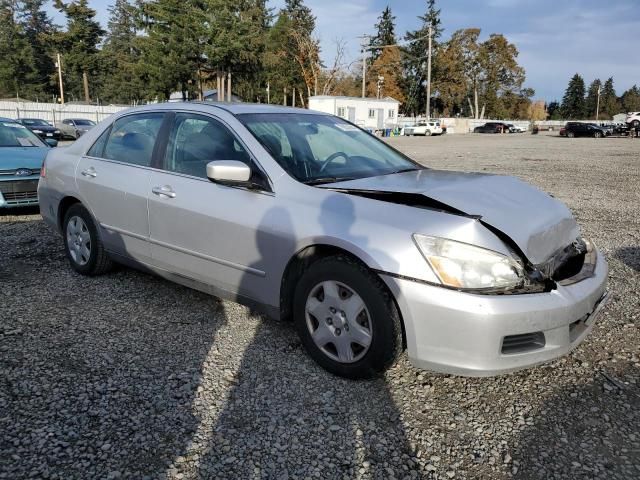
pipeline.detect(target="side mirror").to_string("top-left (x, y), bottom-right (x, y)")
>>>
top-left (206, 160), bottom-right (251, 185)
top-left (45, 138), bottom-right (58, 147)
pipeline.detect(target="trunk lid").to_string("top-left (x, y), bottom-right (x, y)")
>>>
top-left (325, 169), bottom-right (580, 265)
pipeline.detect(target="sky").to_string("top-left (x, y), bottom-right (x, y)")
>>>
top-left (45, 0), bottom-right (640, 101)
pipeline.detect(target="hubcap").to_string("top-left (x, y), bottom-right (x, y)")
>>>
top-left (66, 216), bottom-right (91, 266)
top-left (305, 281), bottom-right (372, 364)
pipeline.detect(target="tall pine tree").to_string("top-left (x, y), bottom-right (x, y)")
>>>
top-left (369, 6), bottom-right (396, 62)
top-left (585, 78), bottom-right (602, 119)
top-left (621, 85), bottom-right (640, 112)
top-left (403, 0), bottom-right (442, 116)
top-left (561, 74), bottom-right (586, 119)
top-left (18, 0), bottom-right (57, 96)
top-left (54, 0), bottom-right (105, 102)
top-left (600, 77), bottom-right (619, 119)
top-left (0, 0), bottom-right (40, 99)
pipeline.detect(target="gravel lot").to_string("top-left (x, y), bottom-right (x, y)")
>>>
top-left (1, 133), bottom-right (639, 480)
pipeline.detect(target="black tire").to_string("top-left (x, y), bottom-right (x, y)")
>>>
top-left (594, 131), bottom-right (602, 138)
top-left (293, 255), bottom-right (403, 379)
top-left (63, 203), bottom-right (113, 276)
top-left (425, 129), bottom-right (432, 136)
top-left (632, 120), bottom-right (640, 129)
top-left (567, 131), bottom-right (575, 138)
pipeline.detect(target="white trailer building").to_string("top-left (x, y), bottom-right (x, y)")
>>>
top-left (308, 96), bottom-right (400, 131)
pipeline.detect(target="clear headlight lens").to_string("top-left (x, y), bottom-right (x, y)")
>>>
top-left (413, 234), bottom-right (524, 290)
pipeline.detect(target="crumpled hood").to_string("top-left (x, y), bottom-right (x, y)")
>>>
top-left (325, 169), bottom-right (580, 265)
top-left (0, 147), bottom-right (49, 170)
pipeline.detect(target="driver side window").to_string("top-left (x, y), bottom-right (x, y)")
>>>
top-left (163, 113), bottom-right (251, 179)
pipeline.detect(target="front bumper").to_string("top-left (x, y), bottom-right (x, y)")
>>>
top-left (381, 249), bottom-right (609, 376)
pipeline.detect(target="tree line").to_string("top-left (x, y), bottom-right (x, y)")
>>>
top-left (1, 0), bottom-right (537, 119)
top-left (549, 74), bottom-right (640, 120)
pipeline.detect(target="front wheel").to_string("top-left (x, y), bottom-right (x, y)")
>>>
top-left (293, 256), bottom-right (403, 379)
top-left (63, 203), bottom-right (113, 276)
top-left (425, 130), bottom-right (432, 136)
top-left (594, 131), bottom-right (602, 138)
top-left (567, 131), bottom-right (575, 138)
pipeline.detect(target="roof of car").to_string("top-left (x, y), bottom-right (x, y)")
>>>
top-left (0, 117), bottom-right (15, 122)
top-left (117, 102), bottom-right (322, 117)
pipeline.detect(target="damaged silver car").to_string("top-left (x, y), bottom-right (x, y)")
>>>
top-left (38, 103), bottom-right (608, 379)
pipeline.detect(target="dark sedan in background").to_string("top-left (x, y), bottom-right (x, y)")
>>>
top-left (473, 122), bottom-right (511, 133)
top-left (16, 118), bottom-right (63, 141)
top-left (563, 122), bottom-right (609, 138)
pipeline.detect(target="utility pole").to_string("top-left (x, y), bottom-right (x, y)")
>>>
top-left (376, 76), bottom-right (384, 99)
top-left (358, 35), bottom-right (370, 98)
top-left (426, 25), bottom-right (433, 120)
top-left (56, 53), bottom-right (64, 105)
top-left (82, 72), bottom-right (90, 103)
top-left (266, 82), bottom-right (270, 104)
top-left (596, 85), bottom-right (601, 121)
top-left (227, 71), bottom-right (231, 102)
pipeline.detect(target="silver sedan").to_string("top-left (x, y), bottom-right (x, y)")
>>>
top-left (38, 103), bottom-right (608, 379)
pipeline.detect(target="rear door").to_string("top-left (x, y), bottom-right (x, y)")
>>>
top-left (147, 112), bottom-right (275, 302)
top-left (76, 112), bottom-right (166, 263)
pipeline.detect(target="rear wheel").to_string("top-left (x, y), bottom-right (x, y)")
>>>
top-left (425, 129), bottom-right (432, 136)
top-left (293, 256), bottom-right (403, 379)
top-left (567, 131), bottom-right (575, 138)
top-left (63, 203), bottom-right (113, 276)
top-left (594, 131), bottom-right (602, 138)
top-left (632, 120), bottom-right (639, 129)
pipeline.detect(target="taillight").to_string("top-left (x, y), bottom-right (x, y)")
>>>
top-left (40, 158), bottom-right (46, 178)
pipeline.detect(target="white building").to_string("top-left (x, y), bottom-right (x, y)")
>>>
top-left (308, 95), bottom-right (400, 130)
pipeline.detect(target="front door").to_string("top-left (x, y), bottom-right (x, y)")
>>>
top-left (147, 112), bottom-right (274, 303)
top-left (76, 112), bottom-right (166, 263)
top-left (348, 107), bottom-right (356, 123)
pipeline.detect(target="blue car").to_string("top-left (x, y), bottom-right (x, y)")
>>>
top-left (0, 117), bottom-right (57, 208)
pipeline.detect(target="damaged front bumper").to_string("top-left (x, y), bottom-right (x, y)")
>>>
top-left (381, 247), bottom-right (609, 377)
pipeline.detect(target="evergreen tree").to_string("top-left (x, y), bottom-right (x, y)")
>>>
top-left (99, 0), bottom-right (145, 103)
top-left (600, 77), bottom-right (619, 119)
top-left (17, 0), bottom-right (57, 96)
top-left (560, 74), bottom-right (586, 119)
top-left (54, 0), bottom-right (105, 102)
top-left (369, 6), bottom-right (396, 61)
top-left (584, 78), bottom-right (602, 119)
top-left (0, 0), bottom-right (40, 99)
top-left (547, 100), bottom-right (561, 120)
top-left (403, 0), bottom-right (442, 115)
top-left (620, 85), bottom-right (640, 112)
top-left (282, 0), bottom-right (318, 102)
top-left (137, 0), bottom-right (204, 101)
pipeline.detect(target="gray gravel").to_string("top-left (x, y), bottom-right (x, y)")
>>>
top-left (1, 133), bottom-right (639, 479)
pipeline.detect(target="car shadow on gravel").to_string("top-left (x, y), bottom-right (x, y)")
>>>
top-left (614, 247), bottom-right (640, 272)
top-left (0, 205), bottom-right (40, 217)
top-left (171, 198), bottom-right (422, 478)
top-left (512, 364), bottom-right (640, 479)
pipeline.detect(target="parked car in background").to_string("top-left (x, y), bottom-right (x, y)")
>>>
top-left (39, 103), bottom-right (608, 379)
top-left (405, 120), bottom-right (443, 136)
top-left (559, 127), bottom-right (567, 137)
top-left (506, 124), bottom-right (525, 133)
top-left (16, 118), bottom-right (63, 141)
top-left (564, 122), bottom-right (609, 138)
top-left (57, 118), bottom-right (97, 139)
top-left (0, 117), bottom-right (56, 208)
top-left (626, 112), bottom-right (640, 129)
top-left (473, 122), bottom-right (510, 133)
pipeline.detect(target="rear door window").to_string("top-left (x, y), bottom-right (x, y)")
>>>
top-left (103, 113), bottom-right (165, 167)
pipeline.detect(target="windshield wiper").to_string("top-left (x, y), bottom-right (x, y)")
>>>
top-left (303, 176), bottom-right (356, 186)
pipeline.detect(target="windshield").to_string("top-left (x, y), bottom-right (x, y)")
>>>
top-left (74, 119), bottom-right (95, 126)
top-left (238, 113), bottom-right (421, 184)
top-left (21, 119), bottom-right (49, 126)
top-left (0, 122), bottom-right (46, 147)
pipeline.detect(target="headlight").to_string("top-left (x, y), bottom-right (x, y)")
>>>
top-left (33, 129), bottom-right (43, 133)
top-left (413, 234), bottom-right (524, 290)
top-left (54, 130), bottom-right (60, 134)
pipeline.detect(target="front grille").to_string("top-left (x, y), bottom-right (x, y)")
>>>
top-left (3, 191), bottom-right (38, 201)
top-left (501, 332), bottom-right (545, 355)
top-left (0, 169), bottom-right (38, 176)
top-left (0, 179), bottom-right (39, 194)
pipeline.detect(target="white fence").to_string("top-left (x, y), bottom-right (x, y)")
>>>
top-left (0, 100), bottom-right (129, 124)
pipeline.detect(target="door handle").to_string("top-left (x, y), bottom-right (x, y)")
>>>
top-left (152, 185), bottom-right (176, 198)
top-left (81, 167), bottom-right (97, 178)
